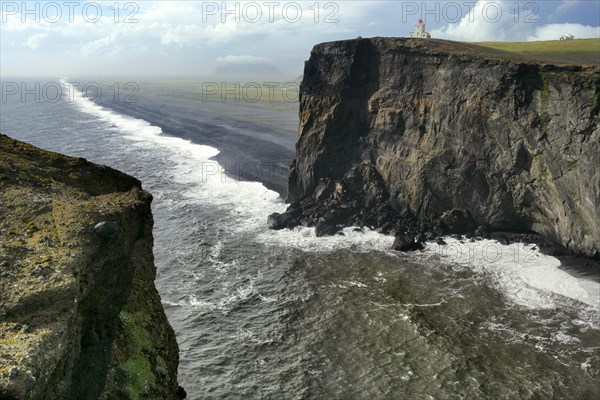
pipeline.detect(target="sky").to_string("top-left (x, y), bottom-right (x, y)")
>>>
top-left (0, 0), bottom-right (599, 77)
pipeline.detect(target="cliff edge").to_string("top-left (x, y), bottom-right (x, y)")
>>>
top-left (0, 134), bottom-right (183, 399)
top-left (273, 38), bottom-right (599, 257)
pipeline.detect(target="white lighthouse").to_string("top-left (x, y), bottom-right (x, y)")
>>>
top-left (409, 19), bottom-right (431, 39)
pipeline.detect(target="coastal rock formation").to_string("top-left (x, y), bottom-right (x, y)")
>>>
top-left (277, 38), bottom-right (599, 257)
top-left (0, 135), bottom-right (182, 399)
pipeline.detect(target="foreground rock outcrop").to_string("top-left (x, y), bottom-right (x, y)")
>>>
top-left (271, 38), bottom-right (600, 258)
top-left (0, 134), bottom-right (182, 399)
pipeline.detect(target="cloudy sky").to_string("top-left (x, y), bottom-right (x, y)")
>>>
top-left (1, 0), bottom-right (598, 77)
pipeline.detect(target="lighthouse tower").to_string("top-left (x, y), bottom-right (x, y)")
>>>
top-left (409, 19), bottom-right (431, 39)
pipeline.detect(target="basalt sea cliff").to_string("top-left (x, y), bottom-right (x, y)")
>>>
top-left (271, 38), bottom-right (600, 258)
top-left (0, 134), bottom-right (183, 399)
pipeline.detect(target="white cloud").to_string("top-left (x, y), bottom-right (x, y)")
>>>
top-left (159, 24), bottom-right (203, 46)
top-left (431, 0), bottom-right (599, 41)
top-left (23, 33), bottom-right (48, 49)
top-left (80, 33), bottom-right (118, 56)
top-left (430, 1), bottom-right (528, 41)
top-left (527, 23), bottom-right (600, 41)
top-left (216, 55), bottom-right (269, 64)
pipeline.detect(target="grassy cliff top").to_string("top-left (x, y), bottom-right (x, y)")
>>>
top-left (472, 39), bottom-right (600, 66)
top-left (359, 37), bottom-right (600, 68)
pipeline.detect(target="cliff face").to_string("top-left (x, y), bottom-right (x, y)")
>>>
top-left (0, 135), bottom-right (182, 399)
top-left (283, 38), bottom-right (599, 257)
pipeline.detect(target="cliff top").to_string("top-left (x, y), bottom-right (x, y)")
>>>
top-left (317, 37), bottom-right (600, 68)
top-left (472, 39), bottom-right (600, 67)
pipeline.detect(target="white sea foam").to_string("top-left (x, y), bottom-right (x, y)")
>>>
top-left (422, 238), bottom-right (600, 328)
top-left (61, 79), bottom-right (287, 232)
top-left (256, 226), bottom-right (395, 253)
top-left (261, 226), bottom-right (598, 320)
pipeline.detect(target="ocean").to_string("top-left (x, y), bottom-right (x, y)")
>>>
top-left (1, 78), bottom-right (599, 399)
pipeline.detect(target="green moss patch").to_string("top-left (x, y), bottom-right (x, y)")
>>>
top-left (115, 311), bottom-right (156, 399)
top-left (119, 355), bottom-right (155, 400)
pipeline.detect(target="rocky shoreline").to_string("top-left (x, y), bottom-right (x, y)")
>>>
top-left (269, 38), bottom-right (599, 259)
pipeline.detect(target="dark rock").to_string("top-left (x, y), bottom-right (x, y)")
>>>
top-left (315, 221), bottom-right (340, 237)
top-left (436, 239), bottom-right (447, 246)
top-left (380, 222), bottom-right (394, 234)
top-left (392, 234), bottom-right (425, 252)
top-left (440, 209), bottom-right (476, 234)
top-left (93, 221), bottom-right (118, 240)
top-left (267, 212), bottom-right (297, 230)
top-left (25, 371), bottom-right (36, 391)
top-left (314, 179), bottom-right (334, 201)
top-left (546, 246), bottom-right (568, 257)
top-left (323, 208), bottom-right (349, 225)
top-left (177, 385), bottom-right (187, 399)
top-left (475, 225), bottom-right (488, 237)
top-left (31, 265), bottom-right (53, 279)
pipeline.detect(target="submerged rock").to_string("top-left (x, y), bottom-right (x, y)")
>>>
top-left (177, 385), bottom-right (187, 399)
top-left (392, 234), bottom-right (425, 252)
top-left (315, 221), bottom-right (340, 237)
top-left (267, 212), bottom-right (297, 230)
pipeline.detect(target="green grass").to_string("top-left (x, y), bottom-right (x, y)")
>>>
top-left (116, 311), bottom-right (155, 400)
top-left (119, 355), bottom-right (154, 400)
top-left (472, 39), bottom-right (600, 66)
